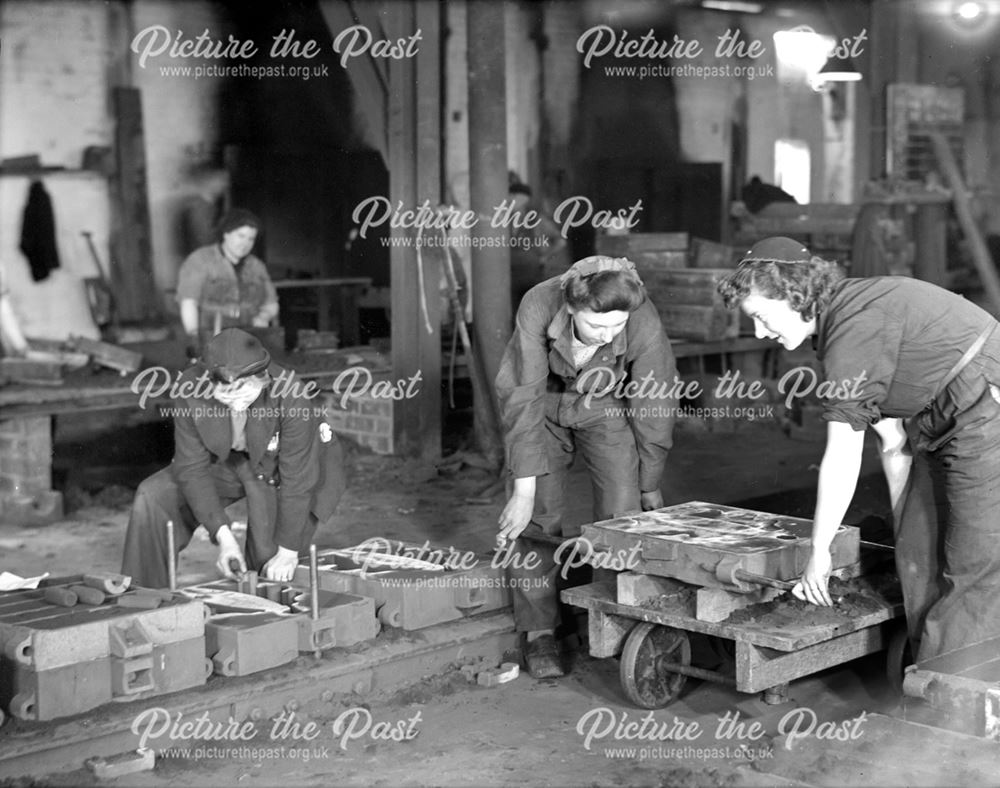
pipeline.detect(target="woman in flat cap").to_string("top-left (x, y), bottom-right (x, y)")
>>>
top-left (717, 236), bottom-right (1000, 664)
top-left (122, 328), bottom-right (344, 588)
top-left (495, 256), bottom-right (677, 678)
top-left (176, 208), bottom-right (279, 357)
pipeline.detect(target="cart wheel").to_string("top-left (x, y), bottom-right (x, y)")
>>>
top-left (619, 623), bottom-right (691, 709)
top-left (885, 624), bottom-right (913, 696)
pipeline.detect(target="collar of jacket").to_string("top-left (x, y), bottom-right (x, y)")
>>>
top-left (180, 361), bottom-right (285, 462)
top-left (546, 303), bottom-right (629, 366)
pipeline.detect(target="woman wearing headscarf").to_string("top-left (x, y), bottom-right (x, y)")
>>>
top-left (495, 255), bottom-right (677, 678)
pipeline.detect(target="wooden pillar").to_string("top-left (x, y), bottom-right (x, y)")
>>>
top-left (467, 0), bottom-right (510, 465)
top-left (913, 201), bottom-right (948, 287)
top-left (869, 0), bottom-right (919, 179)
top-left (109, 87), bottom-right (162, 323)
top-left (387, 1), bottom-right (442, 459)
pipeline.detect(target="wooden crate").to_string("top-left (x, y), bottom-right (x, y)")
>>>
top-left (689, 237), bottom-right (740, 269)
top-left (645, 268), bottom-right (732, 306)
top-left (596, 233), bottom-right (689, 271)
top-left (657, 304), bottom-right (738, 341)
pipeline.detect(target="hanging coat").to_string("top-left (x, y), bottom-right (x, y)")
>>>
top-left (19, 180), bottom-right (61, 282)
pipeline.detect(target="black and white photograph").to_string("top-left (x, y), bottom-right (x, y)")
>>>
top-left (1, 0), bottom-right (999, 785)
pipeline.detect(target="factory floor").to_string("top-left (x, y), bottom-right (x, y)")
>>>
top-left (5, 413), bottom-right (986, 787)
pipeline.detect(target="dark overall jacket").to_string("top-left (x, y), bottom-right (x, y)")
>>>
top-left (495, 275), bottom-right (676, 492)
top-left (171, 360), bottom-right (344, 551)
top-left (816, 276), bottom-right (1000, 662)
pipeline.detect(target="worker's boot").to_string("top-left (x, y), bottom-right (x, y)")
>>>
top-left (523, 633), bottom-right (565, 679)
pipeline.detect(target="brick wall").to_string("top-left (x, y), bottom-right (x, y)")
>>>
top-left (0, 416), bottom-right (63, 522)
top-left (320, 392), bottom-right (394, 456)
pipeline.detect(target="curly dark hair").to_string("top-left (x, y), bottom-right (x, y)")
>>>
top-left (564, 270), bottom-right (646, 313)
top-left (716, 257), bottom-right (844, 320)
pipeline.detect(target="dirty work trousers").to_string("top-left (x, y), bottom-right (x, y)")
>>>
top-left (121, 453), bottom-right (315, 589)
top-left (896, 334), bottom-right (1000, 664)
top-left (507, 410), bottom-right (641, 633)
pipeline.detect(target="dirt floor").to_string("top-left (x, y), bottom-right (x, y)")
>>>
top-left (5, 411), bottom-right (982, 788)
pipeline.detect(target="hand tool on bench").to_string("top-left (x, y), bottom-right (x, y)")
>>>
top-left (43, 587), bottom-right (78, 607)
top-left (713, 558), bottom-right (796, 592)
top-left (83, 572), bottom-right (131, 595)
top-left (69, 585), bottom-right (106, 606)
top-left (167, 520), bottom-right (177, 591)
top-left (712, 557), bottom-right (847, 603)
top-left (309, 544), bottom-right (321, 659)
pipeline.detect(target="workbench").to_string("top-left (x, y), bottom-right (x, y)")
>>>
top-left (0, 343), bottom-right (390, 524)
top-left (273, 276), bottom-right (372, 347)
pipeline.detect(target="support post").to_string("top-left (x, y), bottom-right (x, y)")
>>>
top-left (387, 2), bottom-right (442, 458)
top-left (467, 1), bottom-right (510, 465)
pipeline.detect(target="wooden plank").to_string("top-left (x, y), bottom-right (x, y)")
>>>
top-left (696, 586), bottom-right (783, 623)
top-left (596, 233), bottom-right (690, 255)
top-left (587, 608), bottom-right (634, 658)
top-left (734, 625), bottom-right (888, 693)
top-left (616, 571), bottom-right (689, 606)
top-left (560, 582), bottom-right (900, 652)
top-left (109, 87), bottom-right (161, 322)
top-left (930, 131), bottom-right (1000, 314)
top-left (318, 1), bottom-right (388, 162)
top-left (657, 304), bottom-right (737, 341)
top-left (690, 238), bottom-right (739, 269)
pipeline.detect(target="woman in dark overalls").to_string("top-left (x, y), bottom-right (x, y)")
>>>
top-left (717, 236), bottom-right (1000, 663)
top-left (495, 256), bottom-right (676, 677)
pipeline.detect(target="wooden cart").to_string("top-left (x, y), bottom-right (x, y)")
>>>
top-left (562, 575), bottom-right (904, 709)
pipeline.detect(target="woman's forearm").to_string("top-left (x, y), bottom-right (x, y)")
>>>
top-left (180, 299), bottom-right (200, 336)
top-left (512, 476), bottom-right (536, 497)
top-left (812, 421), bottom-right (866, 551)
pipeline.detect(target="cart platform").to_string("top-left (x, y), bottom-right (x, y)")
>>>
top-left (562, 576), bottom-right (903, 708)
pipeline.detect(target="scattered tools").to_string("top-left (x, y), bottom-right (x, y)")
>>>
top-left (80, 230), bottom-right (116, 333)
top-left (83, 572), bottom-right (131, 595)
top-left (68, 585), bottom-right (106, 606)
top-left (309, 544), bottom-right (321, 658)
top-left (67, 335), bottom-right (142, 376)
top-left (477, 662), bottom-right (520, 687)
top-left (167, 520), bottom-right (177, 592)
top-left (85, 749), bottom-right (155, 780)
top-left (714, 556), bottom-right (795, 592)
top-left (236, 570), bottom-right (258, 596)
top-left (42, 587), bottom-right (78, 608)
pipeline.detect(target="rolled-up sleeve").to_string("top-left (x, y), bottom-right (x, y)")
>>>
top-left (625, 302), bottom-right (676, 491)
top-left (820, 309), bottom-right (901, 431)
top-left (495, 296), bottom-right (552, 479)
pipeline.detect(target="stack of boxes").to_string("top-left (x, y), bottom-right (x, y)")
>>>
top-left (596, 233), bottom-right (743, 342)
